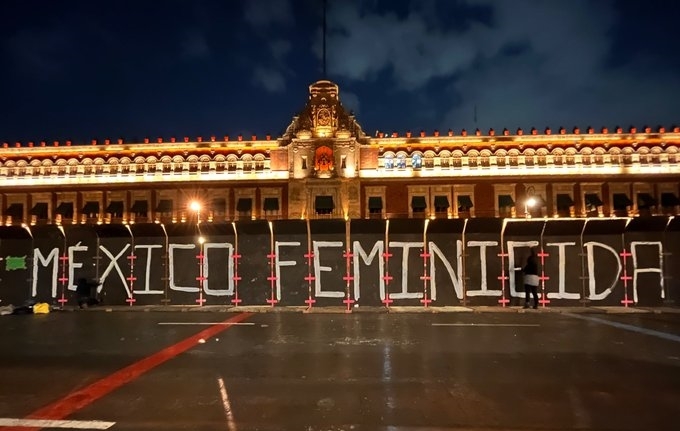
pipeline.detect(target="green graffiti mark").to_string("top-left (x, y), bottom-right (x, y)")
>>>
top-left (5, 256), bottom-right (27, 271)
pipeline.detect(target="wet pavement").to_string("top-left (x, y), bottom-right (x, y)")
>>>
top-left (1, 308), bottom-right (679, 430)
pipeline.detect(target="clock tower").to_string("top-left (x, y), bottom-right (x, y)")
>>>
top-left (309, 80), bottom-right (339, 138)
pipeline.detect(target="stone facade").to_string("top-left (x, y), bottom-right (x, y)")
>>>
top-left (2, 80), bottom-right (680, 225)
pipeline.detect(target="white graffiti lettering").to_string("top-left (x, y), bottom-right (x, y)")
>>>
top-left (32, 247), bottom-right (59, 297)
top-left (98, 244), bottom-right (131, 297)
top-left (584, 241), bottom-right (622, 300)
top-left (466, 241), bottom-right (500, 296)
top-left (168, 243), bottom-right (198, 293)
top-left (67, 242), bottom-right (87, 291)
top-left (275, 241), bottom-right (300, 300)
top-left (388, 241), bottom-right (423, 299)
top-left (352, 240), bottom-right (384, 300)
top-left (631, 241), bottom-right (664, 303)
top-left (313, 240), bottom-right (344, 298)
top-left (545, 242), bottom-right (579, 299)
top-left (428, 240), bottom-right (463, 299)
top-left (203, 242), bottom-right (234, 296)
top-left (133, 244), bottom-right (163, 294)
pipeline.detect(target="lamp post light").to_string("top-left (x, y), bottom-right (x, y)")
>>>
top-left (189, 200), bottom-right (202, 224)
top-left (190, 201), bottom-right (206, 306)
top-left (525, 197), bottom-right (537, 218)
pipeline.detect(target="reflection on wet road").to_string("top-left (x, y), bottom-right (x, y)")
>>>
top-left (0, 311), bottom-right (679, 430)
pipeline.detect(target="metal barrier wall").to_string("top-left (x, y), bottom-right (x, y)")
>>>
top-left (0, 217), bottom-right (675, 308)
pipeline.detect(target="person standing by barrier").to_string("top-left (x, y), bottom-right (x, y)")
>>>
top-left (522, 248), bottom-right (539, 309)
top-left (76, 278), bottom-right (100, 309)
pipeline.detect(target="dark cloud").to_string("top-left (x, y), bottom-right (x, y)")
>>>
top-left (324, 3), bottom-right (477, 89)
top-left (247, 36), bottom-right (293, 93)
top-left (180, 31), bottom-right (210, 60)
top-left (443, 0), bottom-right (680, 129)
top-left (243, 0), bottom-right (294, 28)
top-left (340, 90), bottom-right (361, 114)
top-left (252, 66), bottom-right (287, 93)
top-left (242, 1), bottom-right (296, 93)
top-left (269, 39), bottom-right (292, 61)
top-left (4, 26), bottom-right (73, 78)
top-left (322, 0), bottom-right (680, 130)
top-left (0, 0), bottom-right (678, 142)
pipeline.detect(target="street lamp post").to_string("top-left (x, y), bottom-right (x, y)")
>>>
top-left (189, 201), bottom-right (205, 306)
top-left (525, 197), bottom-right (537, 218)
top-left (189, 201), bottom-right (201, 224)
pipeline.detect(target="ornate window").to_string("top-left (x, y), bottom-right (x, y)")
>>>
top-left (411, 153), bottom-right (423, 169)
top-left (407, 185), bottom-right (429, 218)
top-left (365, 186), bottom-right (386, 219)
top-left (609, 183), bottom-right (632, 217)
top-left (384, 154), bottom-right (394, 169)
top-left (396, 153), bottom-right (406, 169)
top-left (493, 184), bottom-right (516, 218)
top-left (453, 185), bottom-right (475, 218)
top-left (580, 183), bottom-right (604, 217)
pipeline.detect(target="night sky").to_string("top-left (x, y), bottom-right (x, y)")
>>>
top-left (1, 0), bottom-right (679, 144)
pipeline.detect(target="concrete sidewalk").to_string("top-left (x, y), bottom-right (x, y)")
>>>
top-left (48, 304), bottom-right (680, 314)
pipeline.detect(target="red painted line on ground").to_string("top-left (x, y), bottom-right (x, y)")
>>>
top-left (3, 312), bottom-right (252, 431)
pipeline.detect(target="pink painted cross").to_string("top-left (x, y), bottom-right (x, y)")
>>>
top-left (620, 274), bottom-right (632, 287)
top-left (383, 251), bottom-right (393, 260)
top-left (420, 252), bottom-right (430, 259)
top-left (382, 273), bottom-right (393, 283)
top-left (126, 254), bottom-right (137, 261)
top-left (126, 276), bottom-right (137, 282)
top-left (304, 275), bottom-right (316, 282)
top-left (231, 253), bottom-right (242, 260)
top-left (382, 296), bottom-right (394, 306)
top-left (621, 294), bottom-right (634, 307)
top-left (342, 275), bottom-right (354, 282)
top-left (497, 252), bottom-right (508, 258)
top-left (343, 297), bottom-right (355, 312)
top-left (497, 271), bottom-right (508, 302)
top-left (304, 252), bottom-right (314, 260)
top-left (126, 297), bottom-right (136, 306)
top-left (537, 249), bottom-right (549, 265)
top-left (420, 296), bottom-right (433, 307)
top-left (620, 249), bottom-right (632, 259)
top-left (497, 297), bottom-right (510, 306)
top-left (195, 297), bottom-right (206, 306)
top-left (419, 275), bottom-right (431, 281)
top-left (267, 253), bottom-right (276, 260)
top-left (195, 276), bottom-right (206, 281)
top-left (304, 297), bottom-right (316, 307)
top-left (538, 276), bottom-right (550, 306)
top-left (267, 276), bottom-right (278, 281)
top-left (59, 254), bottom-right (69, 262)
top-left (57, 296), bottom-right (68, 306)
top-left (230, 296), bottom-right (242, 305)
top-left (266, 297), bottom-right (279, 306)
top-left (232, 275), bottom-right (242, 282)
top-left (195, 253), bottom-right (204, 260)
top-left (343, 250), bottom-right (353, 259)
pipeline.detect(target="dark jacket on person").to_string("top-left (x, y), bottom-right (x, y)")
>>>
top-left (76, 278), bottom-right (92, 298)
top-left (523, 255), bottom-right (538, 276)
top-left (76, 278), bottom-right (100, 308)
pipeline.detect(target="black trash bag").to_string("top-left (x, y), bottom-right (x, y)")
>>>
top-left (12, 298), bottom-right (37, 315)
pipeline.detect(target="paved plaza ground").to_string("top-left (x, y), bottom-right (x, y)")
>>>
top-left (1, 306), bottom-right (679, 430)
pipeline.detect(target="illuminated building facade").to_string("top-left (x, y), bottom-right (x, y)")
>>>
top-left (2, 80), bottom-right (680, 226)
